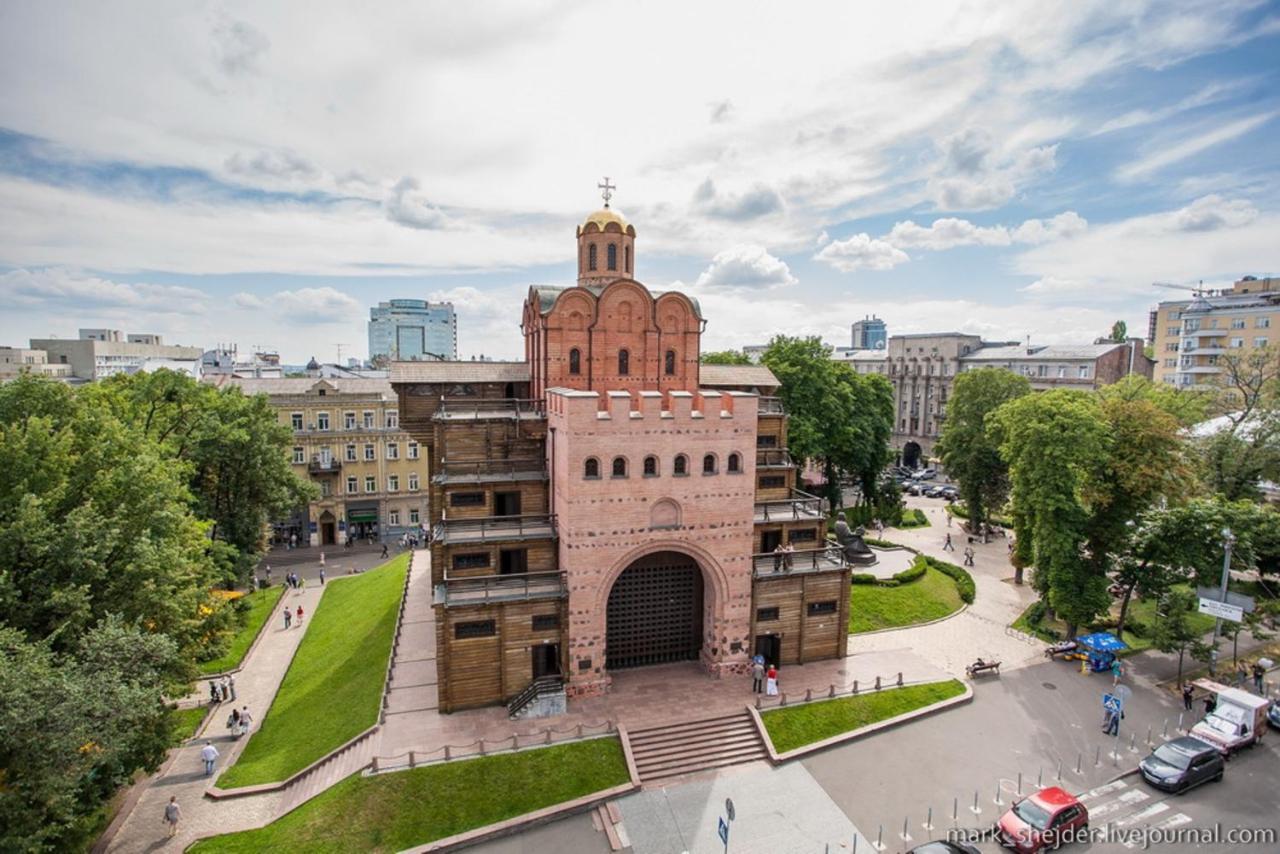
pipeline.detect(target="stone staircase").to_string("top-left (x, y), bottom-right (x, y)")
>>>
top-left (276, 729), bottom-right (379, 815)
top-left (626, 710), bottom-right (767, 784)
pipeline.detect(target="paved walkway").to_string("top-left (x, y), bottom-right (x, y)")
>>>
top-left (108, 582), bottom-right (325, 853)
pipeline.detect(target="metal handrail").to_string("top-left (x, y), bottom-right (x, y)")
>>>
top-left (506, 675), bottom-right (564, 718)
top-left (307, 456), bottom-right (342, 473)
top-left (756, 448), bottom-right (794, 467)
top-left (754, 488), bottom-right (825, 521)
top-left (433, 513), bottom-right (557, 541)
top-left (757, 396), bottom-right (785, 414)
top-left (438, 571), bottom-right (567, 604)
top-left (751, 543), bottom-right (848, 576)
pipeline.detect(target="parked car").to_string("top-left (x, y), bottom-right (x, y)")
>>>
top-left (938, 485), bottom-right (959, 500)
top-left (1269, 699), bottom-right (1280, 730)
top-left (1189, 684), bottom-right (1270, 755)
top-left (995, 786), bottom-right (1088, 853)
top-left (925, 485), bottom-right (949, 498)
top-left (917, 468), bottom-right (938, 480)
top-left (1138, 736), bottom-right (1225, 793)
top-left (906, 481), bottom-right (927, 496)
top-left (906, 842), bottom-right (980, 854)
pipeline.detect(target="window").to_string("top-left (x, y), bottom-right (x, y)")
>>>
top-left (291, 412), bottom-right (303, 430)
top-left (612, 456), bottom-right (627, 478)
top-left (408, 473), bottom-right (419, 491)
top-left (756, 607), bottom-right (780, 622)
top-left (1255, 337), bottom-right (1269, 348)
top-left (532, 614), bottom-right (560, 631)
top-left (1232, 319), bottom-right (1246, 329)
top-left (757, 434), bottom-right (778, 448)
top-left (789, 528), bottom-right (817, 542)
top-left (292, 447), bottom-right (305, 464)
top-left (625, 245), bottom-right (631, 273)
top-left (344, 411), bottom-right (356, 429)
top-left (319, 480), bottom-right (331, 497)
top-left (363, 411), bottom-right (375, 429)
top-left (453, 553), bottom-right (490, 570)
top-left (408, 442), bottom-right (419, 460)
top-left (364, 443), bottom-right (376, 461)
top-left (588, 243), bottom-right (597, 271)
top-left (364, 476), bottom-right (376, 493)
top-left (759, 475), bottom-right (786, 488)
top-left (1164, 358), bottom-right (1177, 368)
top-left (387, 442), bottom-right (399, 460)
top-left (450, 491), bottom-right (485, 507)
top-left (345, 444), bottom-right (357, 461)
top-left (643, 455), bottom-right (658, 477)
top-left (317, 412), bottom-right (330, 431)
top-left (618, 349), bottom-right (629, 376)
top-left (1169, 311), bottom-right (1180, 320)
top-left (727, 452), bottom-right (741, 473)
top-left (1077, 366), bottom-right (1090, 379)
top-left (569, 348), bottom-right (581, 375)
top-left (1165, 342), bottom-right (1179, 352)
top-left (702, 453), bottom-right (717, 475)
top-left (584, 458), bottom-right (600, 479)
top-left (346, 475), bottom-right (357, 493)
top-left (807, 601), bottom-right (838, 616)
top-left (1232, 338), bottom-right (1245, 348)
top-left (455, 620), bottom-right (496, 639)
top-left (388, 475), bottom-right (399, 492)
top-left (388, 509), bottom-right (400, 525)
top-left (673, 454), bottom-right (688, 476)
top-left (386, 411), bottom-right (399, 429)
top-left (1166, 326), bottom-right (1180, 336)
top-left (607, 242), bottom-right (617, 270)
top-left (1258, 317), bottom-right (1272, 329)
top-left (664, 349), bottom-right (676, 375)
top-left (409, 508), bottom-right (420, 524)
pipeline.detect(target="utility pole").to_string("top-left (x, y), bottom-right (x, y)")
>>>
top-left (1210, 528), bottom-right (1234, 675)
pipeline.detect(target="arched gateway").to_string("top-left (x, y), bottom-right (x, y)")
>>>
top-left (606, 551), bottom-right (705, 669)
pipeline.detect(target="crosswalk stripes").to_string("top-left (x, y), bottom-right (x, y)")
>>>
top-left (1074, 777), bottom-right (1193, 850)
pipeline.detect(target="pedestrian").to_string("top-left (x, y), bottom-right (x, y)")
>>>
top-left (1007, 539), bottom-right (1014, 556)
top-left (772, 542), bottom-right (785, 573)
top-left (877, 519), bottom-right (884, 538)
top-left (290, 532), bottom-right (297, 550)
top-left (227, 707), bottom-right (241, 737)
top-left (1253, 662), bottom-right (1266, 693)
top-left (381, 542), bottom-right (389, 559)
top-left (943, 533), bottom-right (954, 552)
top-left (1203, 694), bottom-right (1216, 717)
top-left (765, 664), bottom-right (779, 696)
top-left (751, 658), bottom-right (765, 694)
top-left (265, 565), bottom-right (273, 584)
top-left (162, 796), bottom-right (181, 838)
top-left (220, 676), bottom-right (231, 702)
top-left (208, 679), bottom-right (219, 705)
top-left (1111, 659), bottom-right (1123, 686)
top-left (283, 608), bottom-right (292, 629)
top-left (782, 542), bottom-right (795, 572)
top-left (1181, 682), bottom-right (1194, 710)
top-left (200, 741), bottom-right (219, 776)
top-left (227, 674), bottom-right (236, 701)
top-left (239, 706), bottom-right (253, 734)
top-left (319, 568), bottom-right (326, 585)
top-left (319, 551), bottom-right (326, 567)
top-left (1103, 708), bottom-right (1120, 736)
top-left (296, 605), bottom-right (304, 625)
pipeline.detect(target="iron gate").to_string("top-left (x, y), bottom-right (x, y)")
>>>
top-left (606, 551), bottom-right (704, 669)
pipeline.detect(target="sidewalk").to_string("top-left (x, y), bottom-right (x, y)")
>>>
top-left (106, 582), bottom-right (325, 853)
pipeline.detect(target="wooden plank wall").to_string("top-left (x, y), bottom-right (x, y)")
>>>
top-left (438, 598), bottom-right (567, 712)
top-left (749, 571), bottom-right (849, 666)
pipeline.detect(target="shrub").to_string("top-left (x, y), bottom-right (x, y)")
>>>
top-left (851, 573), bottom-right (878, 585)
top-left (877, 579), bottom-right (900, 588)
top-left (897, 508), bottom-right (929, 528)
top-left (864, 538), bottom-right (900, 549)
top-left (892, 557), bottom-right (928, 584)
top-left (925, 556), bottom-right (975, 603)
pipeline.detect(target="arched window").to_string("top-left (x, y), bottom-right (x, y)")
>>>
top-left (703, 453), bottom-right (717, 474)
top-left (611, 456), bottom-right (627, 478)
top-left (618, 349), bottom-right (629, 376)
top-left (673, 454), bottom-right (688, 476)
top-left (607, 243), bottom-right (617, 271)
top-left (588, 244), bottom-right (597, 271)
top-left (625, 245), bottom-right (631, 273)
top-left (727, 452), bottom-right (741, 473)
top-left (664, 349), bottom-right (676, 376)
top-left (643, 455), bottom-right (658, 477)
top-left (584, 457), bottom-right (599, 479)
top-left (569, 348), bottom-right (581, 375)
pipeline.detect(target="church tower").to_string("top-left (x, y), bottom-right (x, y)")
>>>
top-left (576, 177), bottom-right (636, 286)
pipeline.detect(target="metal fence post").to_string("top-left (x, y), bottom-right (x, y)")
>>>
top-left (897, 672), bottom-right (903, 687)
top-left (1094, 745), bottom-right (1101, 767)
top-left (445, 745), bottom-right (451, 761)
top-left (479, 739), bottom-right (486, 755)
top-left (1017, 772), bottom-right (1022, 795)
top-left (875, 676), bottom-right (881, 691)
top-left (408, 751), bottom-right (415, 769)
top-left (852, 680), bottom-right (858, 694)
top-left (371, 756), bottom-right (379, 773)
top-left (994, 781), bottom-right (1002, 805)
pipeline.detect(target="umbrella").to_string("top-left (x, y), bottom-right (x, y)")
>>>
top-left (1075, 632), bottom-right (1128, 652)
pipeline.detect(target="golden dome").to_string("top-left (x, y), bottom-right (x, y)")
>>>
top-left (582, 207), bottom-right (629, 231)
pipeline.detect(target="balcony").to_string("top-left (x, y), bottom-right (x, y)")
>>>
top-left (754, 489), bottom-right (825, 523)
top-left (436, 571), bottom-right (566, 607)
top-left (757, 396), bottom-right (785, 415)
top-left (308, 457), bottom-right (342, 474)
top-left (1184, 328), bottom-right (1228, 337)
top-left (433, 513), bottom-right (557, 544)
top-left (433, 458), bottom-right (548, 485)
top-left (752, 542), bottom-right (849, 578)
top-left (433, 398), bottom-right (545, 421)
top-left (756, 448), bottom-right (795, 469)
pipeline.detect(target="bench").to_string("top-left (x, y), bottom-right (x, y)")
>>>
top-left (966, 660), bottom-right (1001, 678)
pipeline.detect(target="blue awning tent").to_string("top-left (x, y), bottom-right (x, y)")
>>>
top-left (1075, 632), bottom-right (1127, 653)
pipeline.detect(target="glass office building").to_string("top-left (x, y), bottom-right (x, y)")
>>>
top-left (368, 299), bottom-right (457, 362)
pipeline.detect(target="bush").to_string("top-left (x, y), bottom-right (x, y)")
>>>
top-left (892, 557), bottom-right (928, 584)
top-left (924, 556), bottom-right (975, 603)
top-left (864, 538), bottom-right (900, 548)
top-left (851, 573), bottom-right (878, 585)
top-left (877, 579), bottom-right (900, 588)
top-left (897, 508), bottom-right (930, 528)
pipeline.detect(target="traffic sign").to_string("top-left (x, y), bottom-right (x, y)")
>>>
top-left (725, 798), bottom-right (735, 822)
top-left (718, 816), bottom-right (729, 846)
top-left (1102, 693), bottom-right (1123, 713)
top-left (1198, 597), bottom-right (1244, 622)
top-left (1114, 685), bottom-right (1132, 704)
top-left (1196, 587), bottom-right (1255, 613)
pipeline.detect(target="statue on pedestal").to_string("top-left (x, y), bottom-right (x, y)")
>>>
top-left (833, 519), bottom-right (878, 566)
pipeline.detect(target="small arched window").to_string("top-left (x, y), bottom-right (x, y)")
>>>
top-left (728, 452), bottom-right (741, 473)
top-left (607, 243), bottom-right (617, 271)
top-left (625, 245), bottom-right (631, 273)
top-left (643, 455), bottom-right (658, 477)
top-left (618, 349), bottom-right (629, 376)
top-left (612, 456), bottom-right (627, 478)
top-left (703, 453), bottom-right (717, 475)
top-left (588, 244), bottom-right (597, 271)
top-left (569, 348), bottom-right (581, 375)
top-left (664, 349), bottom-right (676, 376)
top-left (673, 454), bottom-right (688, 476)
top-left (584, 457), bottom-right (599, 479)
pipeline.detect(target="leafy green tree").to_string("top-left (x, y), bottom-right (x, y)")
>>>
top-left (1110, 320), bottom-right (1127, 342)
top-left (935, 368), bottom-right (1030, 573)
top-left (700, 349), bottom-right (754, 365)
top-left (1197, 345), bottom-right (1280, 500)
top-left (1151, 587), bottom-right (1212, 688)
top-left (1096, 374), bottom-right (1207, 427)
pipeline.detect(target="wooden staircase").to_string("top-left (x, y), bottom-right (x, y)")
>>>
top-left (626, 711), bottom-right (767, 784)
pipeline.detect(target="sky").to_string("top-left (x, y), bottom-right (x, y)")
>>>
top-left (1, 0), bottom-right (1278, 363)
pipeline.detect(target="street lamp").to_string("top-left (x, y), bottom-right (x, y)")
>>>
top-left (1209, 527), bottom-right (1235, 676)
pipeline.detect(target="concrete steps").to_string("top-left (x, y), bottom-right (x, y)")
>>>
top-left (626, 711), bottom-right (766, 784)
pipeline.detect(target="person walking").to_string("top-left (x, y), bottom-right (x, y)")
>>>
top-left (1252, 662), bottom-right (1265, 693)
top-left (943, 533), bottom-right (954, 552)
top-left (283, 608), bottom-right (292, 629)
top-left (239, 706), bottom-right (253, 734)
top-left (227, 706), bottom-right (241, 737)
top-left (295, 605), bottom-right (304, 625)
top-left (1203, 694), bottom-right (1216, 717)
top-left (208, 679), bottom-right (220, 705)
top-left (162, 796), bottom-right (181, 838)
top-left (1111, 658), bottom-right (1123, 686)
top-left (751, 658), bottom-right (765, 693)
top-left (765, 664), bottom-right (779, 697)
top-left (220, 676), bottom-right (231, 702)
top-left (1182, 682), bottom-right (1194, 711)
top-left (380, 542), bottom-right (389, 559)
top-left (227, 674), bottom-right (237, 702)
top-left (200, 741), bottom-right (219, 776)
top-left (319, 551), bottom-right (326, 567)
top-left (319, 568), bottom-right (325, 586)
top-left (1103, 708), bottom-right (1120, 737)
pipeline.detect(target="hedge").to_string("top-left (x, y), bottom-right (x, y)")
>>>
top-left (923, 556), bottom-right (975, 603)
top-left (897, 508), bottom-right (930, 529)
top-left (892, 557), bottom-right (928, 585)
top-left (851, 573), bottom-right (878, 585)
top-left (947, 502), bottom-right (1013, 529)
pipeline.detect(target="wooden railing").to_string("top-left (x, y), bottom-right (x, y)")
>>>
top-left (758, 396), bottom-right (785, 415)
top-left (754, 488), bottom-right (824, 522)
top-left (756, 448), bottom-right (794, 468)
top-left (433, 513), bottom-right (557, 543)
top-left (435, 458), bottom-right (547, 480)
top-left (751, 543), bottom-right (848, 577)
top-left (434, 398), bottom-right (545, 419)
top-left (436, 571), bottom-right (567, 605)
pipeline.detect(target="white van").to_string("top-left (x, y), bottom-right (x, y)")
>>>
top-left (1190, 682), bottom-right (1270, 756)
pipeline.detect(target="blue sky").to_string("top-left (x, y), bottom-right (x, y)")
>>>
top-left (1, 0), bottom-right (1278, 361)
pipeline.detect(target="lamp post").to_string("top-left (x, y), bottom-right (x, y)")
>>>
top-left (1209, 527), bottom-right (1235, 676)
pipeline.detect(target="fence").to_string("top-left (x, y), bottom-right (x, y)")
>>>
top-left (753, 672), bottom-right (945, 710)
top-left (367, 720), bottom-right (617, 774)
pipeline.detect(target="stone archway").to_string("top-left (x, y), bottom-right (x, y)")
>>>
top-left (605, 550), bottom-right (704, 670)
top-left (903, 440), bottom-right (922, 469)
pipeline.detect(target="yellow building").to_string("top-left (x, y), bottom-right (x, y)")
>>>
top-left (1149, 276), bottom-right (1279, 389)
top-left (208, 376), bottom-right (429, 546)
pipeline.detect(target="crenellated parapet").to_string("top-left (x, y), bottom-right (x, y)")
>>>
top-left (546, 387), bottom-right (758, 424)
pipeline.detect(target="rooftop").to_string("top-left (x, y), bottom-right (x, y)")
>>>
top-left (962, 342), bottom-right (1127, 362)
top-left (699, 363), bottom-right (779, 389)
top-left (389, 360), bottom-right (530, 384)
top-left (205, 376), bottom-right (396, 396)
top-left (528, 283), bottom-right (703, 318)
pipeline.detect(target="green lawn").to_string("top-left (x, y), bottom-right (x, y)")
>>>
top-left (199, 585), bottom-right (287, 675)
top-left (1014, 584), bottom-right (1220, 654)
top-left (763, 680), bottom-right (966, 754)
top-left (896, 508), bottom-right (930, 528)
top-left (170, 706), bottom-right (210, 745)
top-left (216, 555), bottom-right (409, 788)
top-left (849, 566), bottom-right (964, 633)
top-left (191, 737), bottom-right (630, 853)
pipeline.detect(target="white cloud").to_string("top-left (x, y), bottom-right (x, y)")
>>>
top-left (233, 286), bottom-right (360, 324)
top-left (924, 127), bottom-right (1058, 211)
top-left (692, 178), bottom-right (784, 221)
top-left (1115, 112), bottom-right (1276, 182)
top-left (886, 218), bottom-right (1011, 250)
top-left (383, 177), bottom-right (451, 230)
top-left (1010, 211), bottom-right (1088, 244)
top-left (211, 14), bottom-right (270, 77)
top-left (0, 267), bottom-right (207, 312)
top-left (695, 244), bottom-right (798, 289)
top-left (1167, 194), bottom-right (1258, 232)
top-left (813, 234), bottom-right (909, 272)
top-left (225, 149), bottom-right (318, 182)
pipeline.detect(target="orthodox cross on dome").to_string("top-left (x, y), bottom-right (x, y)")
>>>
top-left (597, 176), bottom-right (616, 208)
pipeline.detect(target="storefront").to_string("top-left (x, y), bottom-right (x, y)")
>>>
top-left (345, 502), bottom-right (380, 543)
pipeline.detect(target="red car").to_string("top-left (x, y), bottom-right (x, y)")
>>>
top-left (995, 786), bottom-right (1089, 852)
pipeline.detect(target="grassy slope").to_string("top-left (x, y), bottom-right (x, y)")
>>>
top-left (216, 555), bottom-right (408, 788)
top-left (191, 738), bottom-right (629, 854)
top-left (849, 567), bottom-right (964, 633)
top-left (199, 585), bottom-right (287, 675)
top-left (762, 680), bottom-right (966, 754)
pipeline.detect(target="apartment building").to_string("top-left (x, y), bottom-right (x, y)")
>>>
top-left (29, 329), bottom-right (201, 381)
top-left (0, 346), bottom-right (73, 380)
top-left (1149, 276), bottom-right (1279, 388)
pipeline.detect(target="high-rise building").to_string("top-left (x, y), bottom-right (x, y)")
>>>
top-left (368, 299), bottom-right (457, 362)
top-left (851, 315), bottom-right (887, 350)
top-left (1148, 276), bottom-right (1279, 388)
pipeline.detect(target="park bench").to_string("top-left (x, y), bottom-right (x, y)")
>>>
top-left (966, 659), bottom-right (1001, 678)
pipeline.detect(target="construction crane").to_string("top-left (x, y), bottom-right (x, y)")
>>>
top-left (1152, 281), bottom-right (1213, 297)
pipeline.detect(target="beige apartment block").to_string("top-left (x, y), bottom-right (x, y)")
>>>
top-left (0, 346), bottom-right (72, 379)
top-left (30, 330), bottom-right (201, 381)
top-left (1149, 276), bottom-right (1279, 389)
top-left (206, 376), bottom-right (429, 546)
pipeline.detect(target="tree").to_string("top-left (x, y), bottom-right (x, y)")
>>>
top-left (1096, 374), bottom-right (1207, 428)
top-left (1151, 587), bottom-right (1212, 688)
top-left (1197, 345), bottom-right (1280, 500)
top-left (700, 349), bottom-right (754, 365)
top-left (1110, 320), bottom-right (1128, 342)
top-left (935, 368), bottom-right (1030, 576)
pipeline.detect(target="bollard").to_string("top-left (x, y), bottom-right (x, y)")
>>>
top-left (371, 756), bottom-right (379, 773)
top-left (875, 675), bottom-right (881, 691)
top-left (897, 671), bottom-right (903, 687)
top-left (971, 790), bottom-right (981, 815)
top-left (1094, 746), bottom-right (1101, 767)
top-left (1146, 725), bottom-right (1152, 746)
top-left (924, 806), bottom-right (933, 830)
top-left (1177, 712), bottom-right (1184, 732)
top-left (1056, 759), bottom-right (1062, 782)
top-left (577, 724), bottom-right (583, 737)
top-left (511, 734), bottom-right (518, 750)
top-left (1037, 767), bottom-right (1043, 788)
top-left (755, 696), bottom-right (762, 710)
top-left (876, 824), bottom-right (884, 852)
top-left (994, 781), bottom-right (1002, 805)
top-left (1017, 772), bottom-right (1023, 795)
top-left (445, 745), bottom-right (451, 761)
top-left (852, 680), bottom-right (859, 694)
top-left (545, 729), bottom-right (552, 745)
top-left (829, 684), bottom-right (836, 698)
top-left (408, 751), bottom-right (415, 769)
top-left (1112, 744), bottom-right (1118, 767)
top-left (781, 693), bottom-right (788, 706)
top-left (1163, 717), bottom-right (1169, 738)
top-left (853, 836), bottom-right (857, 854)
top-left (1129, 733), bottom-right (1136, 753)
top-left (1075, 752), bottom-right (1082, 774)
top-left (806, 688), bottom-right (813, 702)
top-left (953, 797), bottom-right (958, 823)
top-left (900, 816), bottom-right (909, 841)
